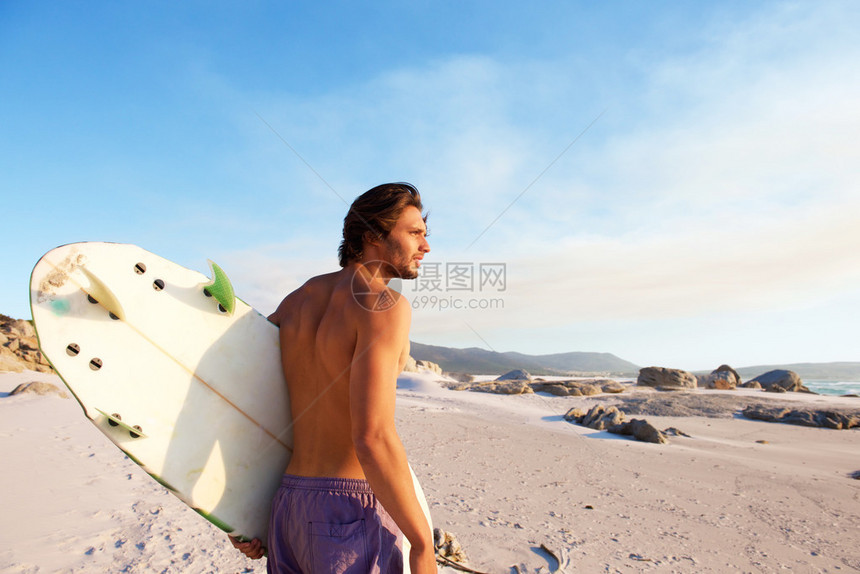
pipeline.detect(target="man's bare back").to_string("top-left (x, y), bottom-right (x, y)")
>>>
top-left (267, 268), bottom-right (410, 479)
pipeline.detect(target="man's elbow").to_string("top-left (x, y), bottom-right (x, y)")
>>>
top-left (352, 427), bottom-right (397, 462)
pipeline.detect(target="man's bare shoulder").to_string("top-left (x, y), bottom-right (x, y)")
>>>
top-left (350, 285), bottom-right (412, 334)
top-left (268, 271), bottom-right (343, 325)
top-left (346, 267), bottom-right (409, 314)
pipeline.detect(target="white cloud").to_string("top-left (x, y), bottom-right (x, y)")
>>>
top-left (224, 1), bottom-right (860, 364)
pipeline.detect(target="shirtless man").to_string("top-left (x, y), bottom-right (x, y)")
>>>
top-left (231, 183), bottom-right (435, 574)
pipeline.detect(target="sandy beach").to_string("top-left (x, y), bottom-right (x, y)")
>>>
top-left (2, 369), bottom-right (859, 573)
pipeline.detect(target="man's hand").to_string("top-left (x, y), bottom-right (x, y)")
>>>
top-left (228, 535), bottom-right (265, 560)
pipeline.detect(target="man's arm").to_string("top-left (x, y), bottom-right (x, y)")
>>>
top-left (349, 298), bottom-right (436, 574)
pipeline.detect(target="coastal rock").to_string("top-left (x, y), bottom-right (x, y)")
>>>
top-left (0, 314), bottom-right (53, 374)
top-left (0, 348), bottom-right (24, 372)
top-left (698, 365), bottom-right (739, 390)
top-left (401, 355), bottom-right (418, 373)
top-left (583, 405), bottom-right (625, 430)
top-left (739, 381), bottom-right (762, 389)
top-left (566, 405), bottom-right (665, 443)
top-left (531, 381), bottom-right (601, 396)
top-left (577, 384), bottom-right (601, 396)
top-left (750, 369), bottom-right (810, 393)
top-left (708, 378), bottom-right (735, 390)
top-left (601, 381), bottom-right (626, 394)
top-left (637, 367), bottom-right (697, 390)
top-left (416, 360), bottom-right (442, 375)
top-left (434, 528), bottom-right (468, 564)
top-left (446, 372), bottom-right (474, 384)
top-left (563, 407), bottom-right (586, 421)
top-left (714, 364), bottom-right (741, 383)
top-left (458, 377), bottom-right (628, 397)
top-left (742, 406), bottom-right (860, 429)
top-left (496, 369), bottom-right (532, 382)
top-left (531, 382), bottom-right (571, 396)
top-left (8, 381), bottom-right (68, 399)
top-left (471, 381), bottom-right (534, 395)
top-left (400, 356), bottom-right (443, 375)
top-left (608, 419), bottom-right (668, 444)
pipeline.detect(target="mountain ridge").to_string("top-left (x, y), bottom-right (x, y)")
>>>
top-left (410, 341), bottom-right (860, 380)
top-left (409, 341), bottom-right (640, 376)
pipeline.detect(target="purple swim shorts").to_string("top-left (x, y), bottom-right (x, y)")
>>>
top-left (266, 474), bottom-right (405, 574)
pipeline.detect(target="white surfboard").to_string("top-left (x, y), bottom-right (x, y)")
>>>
top-left (30, 242), bottom-right (432, 561)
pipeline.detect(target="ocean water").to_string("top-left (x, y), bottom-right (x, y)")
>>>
top-left (804, 380), bottom-right (860, 396)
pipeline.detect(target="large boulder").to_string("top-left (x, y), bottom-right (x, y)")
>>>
top-left (698, 364), bottom-right (740, 390)
top-left (581, 405), bottom-right (625, 430)
top-left (609, 419), bottom-right (668, 444)
top-left (565, 405), bottom-right (668, 443)
top-left (638, 367), bottom-right (697, 390)
top-left (8, 381), bottom-right (68, 399)
top-left (531, 380), bottom-right (602, 396)
top-left (0, 315), bottom-right (53, 373)
top-left (496, 369), bottom-right (532, 381)
top-left (708, 378), bottom-right (735, 390)
top-left (749, 370), bottom-right (810, 393)
top-left (564, 404), bottom-right (625, 430)
top-left (401, 355), bottom-right (419, 373)
top-left (415, 359), bottom-right (442, 375)
top-left (446, 372), bottom-right (474, 383)
top-left (471, 381), bottom-right (534, 395)
top-left (601, 381), bottom-right (627, 394)
top-left (714, 364), bottom-right (741, 383)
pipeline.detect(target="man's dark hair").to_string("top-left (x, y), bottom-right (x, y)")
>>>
top-left (338, 182), bottom-right (425, 267)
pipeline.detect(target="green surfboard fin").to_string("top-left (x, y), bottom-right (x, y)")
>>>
top-left (204, 260), bottom-right (236, 316)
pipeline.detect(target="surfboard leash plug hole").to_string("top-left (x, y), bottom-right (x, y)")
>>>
top-left (109, 413), bottom-right (121, 426)
top-left (203, 288), bottom-right (212, 297)
top-left (153, 279), bottom-right (165, 291)
top-left (130, 425), bottom-right (143, 439)
top-left (134, 262), bottom-right (146, 275)
top-left (66, 343), bottom-right (80, 357)
top-left (89, 358), bottom-right (103, 371)
top-left (109, 312), bottom-right (120, 320)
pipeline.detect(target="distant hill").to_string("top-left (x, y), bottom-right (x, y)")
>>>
top-left (409, 341), bottom-right (640, 376)
top-left (409, 341), bottom-right (860, 380)
top-left (735, 362), bottom-right (860, 381)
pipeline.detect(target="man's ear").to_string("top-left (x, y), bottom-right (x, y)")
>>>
top-left (363, 230), bottom-right (382, 246)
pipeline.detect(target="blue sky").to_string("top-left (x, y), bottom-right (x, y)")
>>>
top-left (3, 1), bottom-right (859, 371)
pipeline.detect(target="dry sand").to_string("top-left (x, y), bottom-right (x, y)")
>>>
top-left (2, 370), bottom-right (860, 573)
